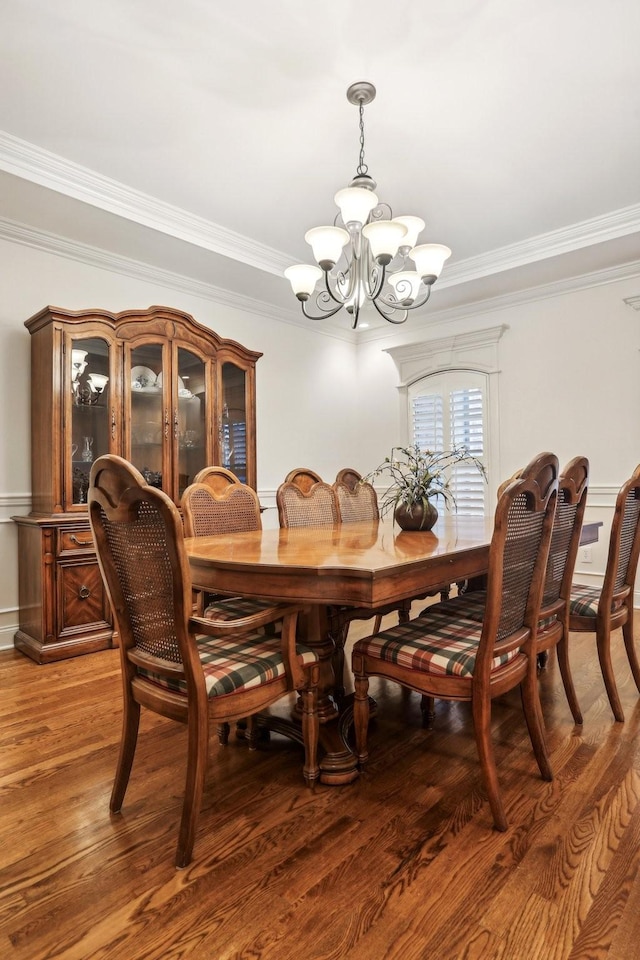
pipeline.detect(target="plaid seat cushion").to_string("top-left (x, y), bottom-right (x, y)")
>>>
top-left (354, 607), bottom-right (518, 679)
top-left (204, 596), bottom-right (275, 621)
top-left (138, 634), bottom-right (318, 698)
top-left (424, 590), bottom-right (558, 632)
top-left (569, 583), bottom-right (625, 619)
top-left (426, 591), bottom-right (486, 622)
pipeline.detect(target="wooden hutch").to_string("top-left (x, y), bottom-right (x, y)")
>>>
top-left (13, 305), bottom-right (261, 663)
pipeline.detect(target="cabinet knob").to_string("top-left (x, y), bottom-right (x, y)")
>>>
top-left (78, 585), bottom-right (91, 600)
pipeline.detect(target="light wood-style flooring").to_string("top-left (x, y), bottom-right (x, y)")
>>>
top-left (2, 617), bottom-right (640, 960)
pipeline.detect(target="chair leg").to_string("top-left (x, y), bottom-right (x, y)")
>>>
top-left (247, 716), bottom-right (259, 750)
top-left (110, 694), bottom-right (140, 813)
top-left (596, 620), bottom-right (625, 722)
top-left (623, 607), bottom-right (640, 695)
top-left (217, 722), bottom-right (230, 745)
top-left (301, 685), bottom-right (320, 788)
top-left (520, 668), bottom-right (553, 782)
top-left (175, 708), bottom-right (209, 869)
top-left (556, 632), bottom-right (583, 725)
top-left (471, 694), bottom-right (507, 832)
top-left (353, 673), bottom-right (371, 765)
top-left (420, 695), bottom-right (436, 726)
top-left (372, 614), bottom-right (383, 634)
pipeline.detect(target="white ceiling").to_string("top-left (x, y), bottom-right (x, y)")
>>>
top-left (1, 0), bottom-right (639, 334)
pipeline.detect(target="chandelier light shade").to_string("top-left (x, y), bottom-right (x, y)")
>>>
top-left (284, 81), bottom-right (451, 329)
top-left (283, 264), bottom-right (322, 298)
top-left (71, 349), bottom-right (109, 405)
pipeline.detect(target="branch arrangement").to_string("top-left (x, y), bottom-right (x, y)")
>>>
top-left (364, 444), bottom-right (487, 518)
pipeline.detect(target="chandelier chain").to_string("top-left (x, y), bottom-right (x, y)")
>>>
top-left (356, 101), bottom-right (368, 177)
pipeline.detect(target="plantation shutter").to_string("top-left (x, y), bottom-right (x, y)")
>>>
top-left (409, 372), bottom-right (487, 516)
top-left (411, 393), bottom-right (444, 451)
top-left (449, 387), bottom-right (485, 515)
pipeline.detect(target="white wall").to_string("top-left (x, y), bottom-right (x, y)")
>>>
top-left (1, 234), bottom-right (639, 650)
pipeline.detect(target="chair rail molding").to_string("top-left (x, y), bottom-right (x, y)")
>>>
top-left (0, 493), bottom-right (31, 522)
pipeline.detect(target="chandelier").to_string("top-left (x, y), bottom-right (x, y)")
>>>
top-left (284, 81), bottom-right (451, 330)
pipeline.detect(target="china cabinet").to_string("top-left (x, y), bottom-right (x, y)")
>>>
top-left (13, 305), bottom-right (261, 662)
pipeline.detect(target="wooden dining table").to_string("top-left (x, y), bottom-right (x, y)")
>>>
top-left (185, 515), bottom-right (601, 785)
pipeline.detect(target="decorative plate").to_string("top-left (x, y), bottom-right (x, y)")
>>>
top-left (131, 365), bottom-right (158, 390)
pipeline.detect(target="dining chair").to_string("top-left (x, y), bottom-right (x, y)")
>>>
top-left (182, 466), bottom-right (267, 620)
top-left (568, 463), bottom-right (640, 722)
top-left (335, 467), bottom-right (365, 494)
top-left (430, 456), bottom-right (589, 724)
top-left (283, 467), bottom-right (324, 494)
top-left (89, 454), bottom-right (320, 868)
top-left (329, 469), bottom-right (413, 698)
top-left (352, 452), bottom-right (559, 832)
top-left (183, 469), bottom-right (278, 743)
top-left (276, 468), bottom-right (339, 527)
top-left (333, 469), bottom-right (378, 522)
top-left (183, 467), bottom-right (262, 536)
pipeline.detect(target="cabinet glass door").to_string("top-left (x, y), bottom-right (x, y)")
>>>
top-left (176, 348), bottom-right (206, 498)
top-left (129, 343), bottom-right (164, 489)
top-left (221, 362), bottom-right (248, 483)
top-left (70, 336), bottom-right (111, 506)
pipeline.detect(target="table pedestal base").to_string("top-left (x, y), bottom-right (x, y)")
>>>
top-left (254, 708), bottom-right (359, 785)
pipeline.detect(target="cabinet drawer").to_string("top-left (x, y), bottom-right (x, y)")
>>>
top-left (58, 528), bottom-right (95, 555)
top-left (56, 560), bottom-right (110, 636)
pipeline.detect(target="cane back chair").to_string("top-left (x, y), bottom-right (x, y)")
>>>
top-left (276, 468), bottom-right (339, 528)
top-left (431, 456), bottom-right (589, 724)
top-left (352, 452), bottom-right (558, 832)
top-left (329, 469), bottom-right (413, 697)
top-left (569, 463), bottom-right (640, 722)
top-left (89, 455), bottom-right (320, 868)
top-left (182, 466), bottom-right (272, 619)
top-left (182, 468), bottom-right (278, 743)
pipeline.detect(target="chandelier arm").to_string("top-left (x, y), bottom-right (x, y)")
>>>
top-left (371, 297), bottom-right (409, 325)
top-left (300, 299), bottom-right (345, 322)
top-left (368, 261), bottom-right (386, 301)
top-left (376, 284), bottom-right (433, 312)
top-left (325, 267), bottom-right (352, 305)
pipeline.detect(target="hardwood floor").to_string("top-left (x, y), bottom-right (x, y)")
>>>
top-left (2, 617), bottom-right (640, 959)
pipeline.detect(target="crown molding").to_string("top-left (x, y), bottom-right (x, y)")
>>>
top-left (359, 258), bottom-right (640, 343)
top-left (438, 203), bottom-right (640, 288)
top-left (0, 130), bottom-right (291, 277)
top-left (0, 216), bottom-right (356, 343)
top-left (624, 295), bottom-right (640, 311)
top-left (2, 130), bottom-right (640, 297)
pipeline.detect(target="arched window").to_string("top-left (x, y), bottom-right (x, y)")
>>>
top-left (409, 370), bottom-right (487, 515)
top-left (385, 324), bottom-right (506, 511)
